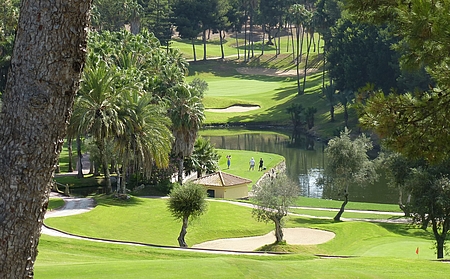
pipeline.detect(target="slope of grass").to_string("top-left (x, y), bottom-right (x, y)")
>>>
top-left (44, 197), bottom-right (274, 247)
top-left (38, 203), bottom-right (447, 278)
top-left (289, 208), bottom-right (401, 220)
top-left (294, 196), bottom-right (401, 212)
top-left (36, 238), bottom-right (450, 279)
top-left (215, 149), bottom-right (285, 188)
top-left (48, 198), bottom-right (65, 210)
top-left (187, 59), bottom-right (347, 138)
top-left (45, 195), bottom-right (436, 258)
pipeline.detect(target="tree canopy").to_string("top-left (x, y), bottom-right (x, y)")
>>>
top-left (321, 128), bottom-right (378, 221)
top-left (350, 0), bottom-right (450, 163)
top-left (167, 182), bottom-right (208, 247)
top-left (252, 173), bottom-right (299, 243)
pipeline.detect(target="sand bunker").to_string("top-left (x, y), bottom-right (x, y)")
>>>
top-left (206, 105), bottom-right (260, 113)
top-left (192, 228), bottom-right (335, 252)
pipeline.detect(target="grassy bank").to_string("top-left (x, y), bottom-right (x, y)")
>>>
top-left (38, 194), bottom-right (446, 278)
top-left (36, 234), bottom-right (448, 279)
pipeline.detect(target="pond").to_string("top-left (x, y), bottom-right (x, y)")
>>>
top-left (203, 130), bottom-right (397, 204)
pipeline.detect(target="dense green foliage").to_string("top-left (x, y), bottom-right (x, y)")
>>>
top-left (252, 173), bottom-right (299, 242)
top-left (320, 129), bottom-right (378, 221)
top-left (168, 183), bottom-right (208, 247)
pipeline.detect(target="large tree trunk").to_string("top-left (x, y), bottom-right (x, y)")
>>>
top-left (398, 187), bottom-right (411, 217)
top-left (191, 38), bottom-right (196, 62)
top-left (130, 16), bottom-right (141, 35)
top-left (178, 215), bottom-right (189, 247)
top-left (202, 29), bottom-right (207, 61)
top-left (120, 152), bottom-right (129, 194)
top-left (431, 219), bottom-right (448, 259)
top-left (76, 135), bottom-right (84, 178)
top-left (0, 0), bottom-right (91, 277)
top-left (68, 137), bottom-right (74, 172)
top-left (261, 24), bottom-right (266, 55)
top-left (98, 139), bottom-right (112, 194)
top-left (235, 29), bottom-right (240, 59)
top-left (296, 26), bottom-right (301, 95)
top-left (219, 30), bottom-right (224, 59)
top-left (274, 218), bottom-right (284, 243)
top-left (178, 155), bottom-right (184, 185)
top-left (344, 105), bottom-right (349, 128)
top-left (243, 11), bottom-right (248, 62)
top-left (302, 31), bottom-right (314, 93)
top-left (334, 190), bottom-right (349, 221)
top-left (249, 11), bottom-right (254, 59)
top-left (330, 105), bottom-right (335, 122)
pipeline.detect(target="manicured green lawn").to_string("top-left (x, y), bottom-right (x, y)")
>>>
top-left (44, 197), bottom-right (273, 246)
top-left (215, 149), bottom-right (284, 189)
top-left (190, 61), bottom-right (328, 124)
top-left (187, 59), bottom-right (349, 137)
top-left (48, 198), bottom-right (64, 210)
top-left (289, 208), bottom-right (402, 220)
top-left (38, 200), bottom-right (448, 279)
top-left (44, 196), bottom-right (436, 258)
top-left (294, 196), bottom-right (402, 212)
top-left (36, 235), bottom-right (450, 279)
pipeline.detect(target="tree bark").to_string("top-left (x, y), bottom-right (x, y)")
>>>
top-left (302, 31), bottom-right (314, 93)
top-left (330, 105), bottom-right (335, 122)
top-left (68, 137), bottom-right (74, 172)
top-left (296, 25), bottom-right (301, 95)
top-left (178, 155), bottom-right (184, 185)
top-left (120, 152), bottom-right (129, 194)
top-left (178, 215), bottom-right (189, 247)
top-left (235, 29), bottom-right (240, 59)
top-left (431, 219), bottom-right (447, 259)
top-left (344, 105), bottom-right (349, 128)
top-left (274, 218), bottom-right (284, 243)
top-left (334, 191), bottom-right (349, 221)
top-left (202, 29), bottom-right (207, 61)
top-left (191, 38), bottom-right (196, 62)
top-left (76, 136), bottom-right (84, 178)
top-left (219, 30), bottom-right (224, 59)
top-left (98, 139), bottom-right (112, 194)
top-left (0, 0), bottom-right (91, 277)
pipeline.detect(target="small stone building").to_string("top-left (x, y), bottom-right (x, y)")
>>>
top-left (192, 171), bottom-right (252, 199)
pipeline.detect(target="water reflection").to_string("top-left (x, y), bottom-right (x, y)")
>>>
top-left (204, 131), bottom-right (397, 204)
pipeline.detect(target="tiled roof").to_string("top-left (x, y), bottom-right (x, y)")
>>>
top-left (192, 171), bottom-right (252, 187)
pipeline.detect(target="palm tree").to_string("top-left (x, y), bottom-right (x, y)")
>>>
top-left (288, 4), bottom-right (313, 95)
top-left (168, 83), bottom-right (205, 185)
top-left (115, 91), bottom-right (173, 194)
top-left (286, 103), bottom-right (305, 131)
top-left (184, 136), bottom-right (220, 178)
top-left (305, 106), bottom-right (317, 129)
top-left (73, 61), bottom-right (123, 194)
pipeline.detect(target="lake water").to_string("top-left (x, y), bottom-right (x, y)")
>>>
top-left (204, 131), bottom-right (397, 204)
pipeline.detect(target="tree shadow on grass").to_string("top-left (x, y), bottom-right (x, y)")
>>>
top-left (289, 216), bottom-right (335, 226)
top-left (376, 222), bottom-right (435, 240)
top-left (96, 195), bottom-right (145, 207)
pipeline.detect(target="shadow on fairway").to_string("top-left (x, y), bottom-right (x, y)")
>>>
top-left (377, 222), bottom-right (435, 240)
top-left (95, 195), bottom-right (145, 208)
top-left (290, 216), bottom-right (335, 226)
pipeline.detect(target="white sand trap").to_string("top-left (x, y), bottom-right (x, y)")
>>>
top-left (192, 228), bottom-right (335, 251)
top-left (206, 105), bottom-right (260, 113)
